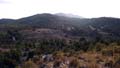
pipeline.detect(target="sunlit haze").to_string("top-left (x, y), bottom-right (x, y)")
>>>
top-left (0, 0), bottom-right (120, 19)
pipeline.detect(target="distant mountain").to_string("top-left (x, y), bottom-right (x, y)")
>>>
top-left (0, 13), bottom-right (120, 40)
top-left (0, 19), bottom-right (15, 24)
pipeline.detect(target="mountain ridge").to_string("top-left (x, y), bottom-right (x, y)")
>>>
top-left (0, 13), bottom-right (120, 41)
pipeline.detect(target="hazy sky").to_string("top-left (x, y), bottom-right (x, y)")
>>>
top-left (0, 0), bottom-right (120, 19)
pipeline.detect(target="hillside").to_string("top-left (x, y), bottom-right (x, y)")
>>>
top-left (0, 13), bottom-right (120, 68)
top-left (0, 13), bottom-right (120, 40)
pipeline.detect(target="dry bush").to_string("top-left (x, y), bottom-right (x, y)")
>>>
top-left (87, 62), bottom-right (99, 68)
top-left (22, 59), bottom-right (38, 68)
top-left (69, 58), bottom-right (80, 68)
